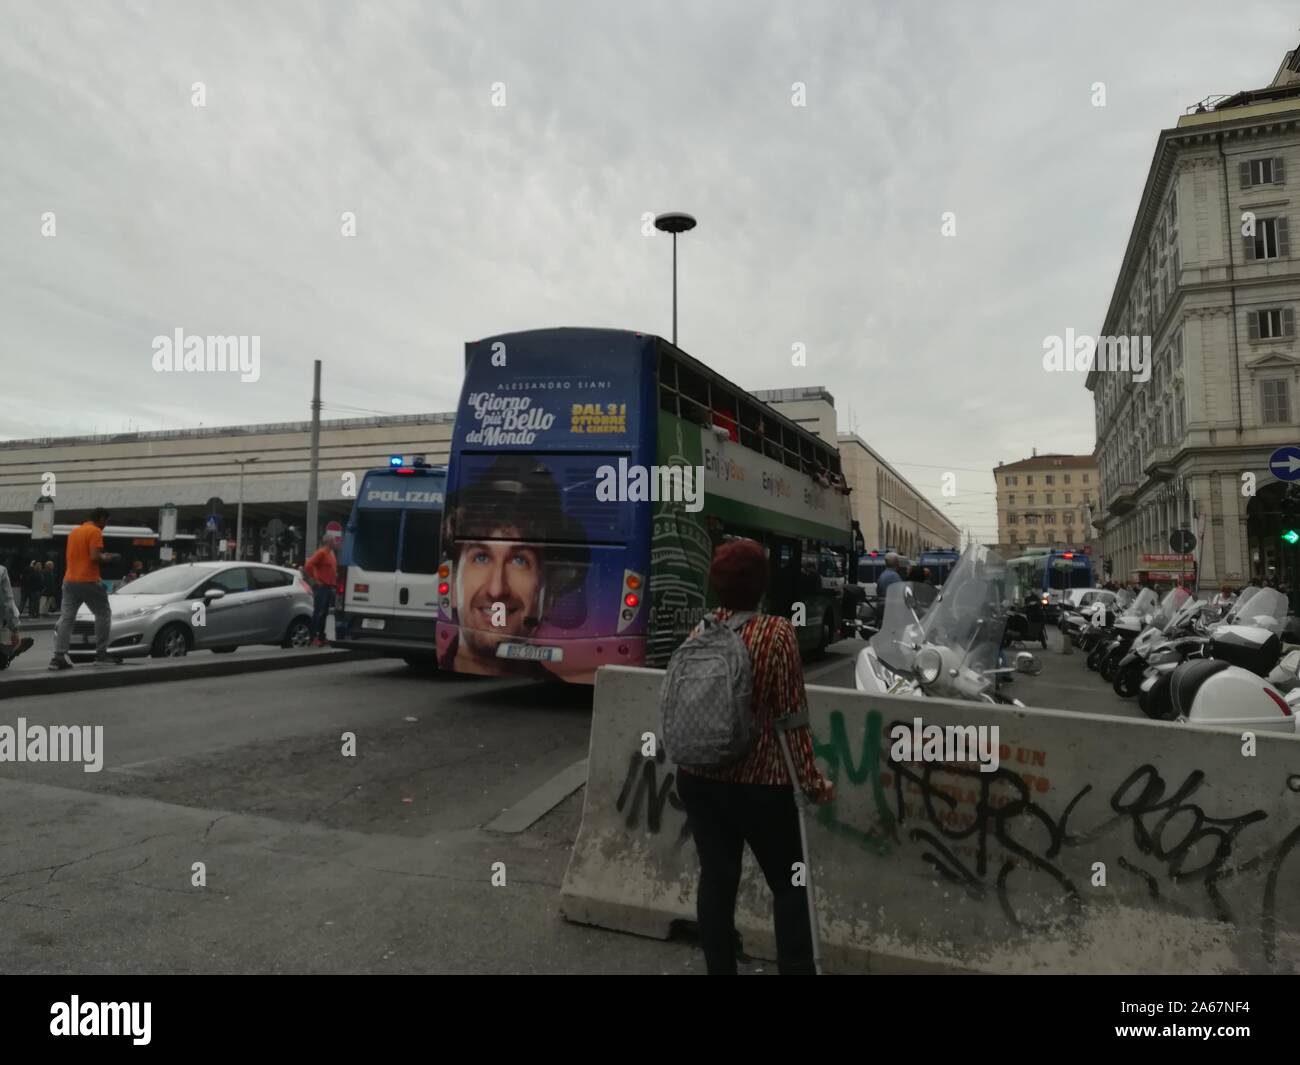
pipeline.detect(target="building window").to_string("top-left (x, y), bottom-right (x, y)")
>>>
top-left (1246, 217), bottom-right (1290, 261)
top-left (1008, 494), bottom-right (1016, 506)
top-left (1028, 531), bottom-right (1037, 545)
top-left (1007, 513), bottom-right (1018, 525)
top-left (1249, 307), bottom-right (1295, 340)
top-left (1083, 473), bottom-right (1089, 483)
top-left (1243, 157), bottom-right (1285, 186)
top-left (1065, 528), bottom-right (1075, 543)
top-left (1064, 473), bottom-right (1071, 484)
top-left (1027, 493), bottom-right (1035, 504)
top-left (1046, 493), bottom-right (1054, 504)
top-left (1062, 511), bottom-right (1073, 525)
top-left (1064, 492), bottom-right (1072, 503)
top-left (1045, 474), bottom-right (1054, 485)
top-left (1261, 378), bottom-right (1292, 424)
top-left (1026, 475), bottom-right (1033, 485)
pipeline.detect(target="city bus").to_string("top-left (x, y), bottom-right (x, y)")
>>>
top-left (858, 549), bottom-right (914, 588)
top-left (434, 327), bottom-right (855, 683)
top-left (918, 548), bottom-right (960, 585)
top-left (334, 458), bottom-right (446, 666)
top-left (1005, 548), bottom-right (1094, 616)
top-left (0, 522), bottom-right (197, 587)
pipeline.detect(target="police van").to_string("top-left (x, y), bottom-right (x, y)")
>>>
top-left (333, 458), bottom-right (446, 666)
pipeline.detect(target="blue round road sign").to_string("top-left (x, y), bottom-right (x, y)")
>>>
top-left (1270, 446), bottom-right (1300, 482)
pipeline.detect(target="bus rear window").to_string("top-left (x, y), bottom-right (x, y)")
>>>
top-left (352, 510), bottom-right (400, 571)
top-left (450, 453), bottom-right (634, 544)
top-left (401, 510), bottom-right (441, 574)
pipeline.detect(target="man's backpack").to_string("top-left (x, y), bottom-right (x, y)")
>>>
top-left (659, 612), bottom-right (756, 769)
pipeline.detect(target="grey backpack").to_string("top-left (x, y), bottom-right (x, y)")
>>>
top-left (659, 612), bottom-right (756, 769)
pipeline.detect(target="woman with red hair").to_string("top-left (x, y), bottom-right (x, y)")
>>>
top-left (675, 537), bottom-right (835, 975)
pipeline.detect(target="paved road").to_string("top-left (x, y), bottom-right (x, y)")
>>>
top-left (0, 653), bottom-right (711, 973)
top-left (0, 631), bottom-right (1140, 974)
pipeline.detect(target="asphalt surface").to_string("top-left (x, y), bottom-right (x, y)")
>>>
top-left (0, 631), bottom-right (1137, 974)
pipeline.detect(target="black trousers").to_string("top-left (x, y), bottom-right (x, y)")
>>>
top-left (676, 771), bottom-right (815, 975)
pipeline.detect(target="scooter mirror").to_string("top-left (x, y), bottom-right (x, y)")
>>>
top-left (1014, 651), bottom-right (1043, 676)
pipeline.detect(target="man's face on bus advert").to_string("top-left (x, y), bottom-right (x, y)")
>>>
top-left (455, 536), bottom-right (543, 663)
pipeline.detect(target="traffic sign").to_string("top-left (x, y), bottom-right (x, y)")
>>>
top-left (1270, 446), bottom-right (1300, 481)
top-left (325, 521), bottom-right (342, 536)
top-left (1284, 530), bottom-right (1300, 545)
top-left (205, 515), bottom-right (220, 532)
top-left (1170, 529), bottom-right (1196, 553)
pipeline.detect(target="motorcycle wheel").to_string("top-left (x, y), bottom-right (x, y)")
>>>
top-left (1099, 648), bottom-right (1121, 683)
top-left (1113, 660), bottom-right (1143, 698)
top-left (1139, 676), bottom-right (1175, 720)
top-left (1086, 645), bottom-right (1102, 671)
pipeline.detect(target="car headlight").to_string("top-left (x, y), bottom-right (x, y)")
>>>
top-left (916, 647), bottom-right (943, 685)
top-left (116, 604), bottom-right (164, 621)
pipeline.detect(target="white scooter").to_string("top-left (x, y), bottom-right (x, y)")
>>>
top-left (854, 544), bottom-right (1040, 705)
top-left (1167, 588), bottom-right (1296, 733)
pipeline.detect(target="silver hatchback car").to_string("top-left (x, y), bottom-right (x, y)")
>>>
top-left (70, 562), bottom-right (315, 659)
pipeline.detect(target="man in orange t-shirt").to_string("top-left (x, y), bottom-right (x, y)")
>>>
top-left (50, 507), bottom-right (119, 669)
top-left (303, 534), bottom-right (339, 646)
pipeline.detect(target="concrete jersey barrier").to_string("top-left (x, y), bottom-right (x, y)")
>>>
top-left (560, 664), bottom-right (1300, 973)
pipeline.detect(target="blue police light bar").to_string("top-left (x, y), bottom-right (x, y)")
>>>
top-left (389, 455), bottom-right (403, 467)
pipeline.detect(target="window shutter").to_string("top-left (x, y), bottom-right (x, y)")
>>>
top-left (1285, 307), bottom-right (1296, 337)
top-left (1245, 233), bottom-right (1257, 261)
top-left (1248, 310), bottom-right (1260, 339)
top-left (1275, 157), bottom-right (1286, 185)
top-left (1279, 217), bottom-right (1291, 257)
top-left (1240, 161), bottom-right (1252, 188)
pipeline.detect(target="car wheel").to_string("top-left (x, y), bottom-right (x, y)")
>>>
top-left (820, 614), bottom-right (833, 653)
top-left (211, 646), bottom-right (238, 654)
top-left (150, 623), bottom-right (190, 658)
top-left (283, 618), bottom-right (312, 649)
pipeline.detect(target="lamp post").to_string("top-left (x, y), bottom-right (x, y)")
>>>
top-left (654, 212), bottom-right (697, 346)
top-left (235, 457), bottom-right (259, 560)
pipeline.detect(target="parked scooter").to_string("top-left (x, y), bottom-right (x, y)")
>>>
top-left (854, 545), bottom-right (1040, 704)
top-left (1003, 593), bottom-right (1048, 650)
top-left (1167, 588), bottom-right (1294, 732)
top-left (1137, 594), bottom-right (1243, 718)
top-left (1110, 586), bottom-right (1192, 698)
top-left (1088, 589), bottom-right (1157, 678)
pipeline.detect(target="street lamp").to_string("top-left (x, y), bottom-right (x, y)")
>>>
top-left (654, 211), bottom-right (697, 347)
top-left (235, 457), bottom-right (259, 560)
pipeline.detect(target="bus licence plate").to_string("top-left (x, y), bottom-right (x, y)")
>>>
top-left (497, 643), bottom-right (563, 663)
top-left (362, 618), bottom-right (385, 630)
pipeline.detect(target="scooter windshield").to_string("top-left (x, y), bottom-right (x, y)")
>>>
top-left (1165, 593), bottom-right (1204, 632)
top-left (870, 580), bottom-right (927, 674)
top-left (1236, 588), bottom-right (1289, 624)
top-left (918, 544), bottom-right (1007, 673)
top-left (1223, 586), bottom-right (1262, 623)
top-left (1151, 587), bottom-right (1191, 630)
top-left (1121, 588), bottom-right (1158, 619)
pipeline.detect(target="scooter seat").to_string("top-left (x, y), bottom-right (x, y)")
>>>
top-left (1170, 657), bottom-right (1231, 717)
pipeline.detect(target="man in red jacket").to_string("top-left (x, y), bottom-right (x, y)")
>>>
top-left (303, 534), bottom-right (339, 647)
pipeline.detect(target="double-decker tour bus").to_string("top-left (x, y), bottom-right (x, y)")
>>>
top-left (434, 327), bottom-right (855, 683)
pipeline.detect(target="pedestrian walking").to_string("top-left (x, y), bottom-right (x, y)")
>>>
top-left (303, 534), bottom-right (339, 647)
top-left (49, 508), bottom-right (120, 670)
top-left (21, 561), bottom-right (43, 618)
top-left (0, 562), bottom-right (35, 669)
top-left (666, 538), bottom-right (835, 975)
top-left (42, 560), bottom-right (57, 614)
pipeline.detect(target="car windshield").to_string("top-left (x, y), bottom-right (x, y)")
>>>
top-left (113, 566), bottom-right (201, 596)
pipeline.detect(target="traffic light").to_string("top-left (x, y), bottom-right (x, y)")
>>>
top-left (1281, 486), bottom-right (1300, 543)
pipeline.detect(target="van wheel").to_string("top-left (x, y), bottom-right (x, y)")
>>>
top-left (151, 623), bottom-right (190, 658)
top-left (283, 618), bottom-right (312, 648)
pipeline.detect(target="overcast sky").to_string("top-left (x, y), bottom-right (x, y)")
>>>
top-left (2, 0), bottom-right (1297, 541)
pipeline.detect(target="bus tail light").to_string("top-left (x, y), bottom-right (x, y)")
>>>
top-left (336, 565), bottom-right (347, 599)
top-left (438, 561), bottom-right (453, 615)
top-left (617, 568), bottom-right (645, 634)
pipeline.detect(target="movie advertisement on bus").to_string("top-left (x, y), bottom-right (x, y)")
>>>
top-left (436, 330), bottom-right (656, 683)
